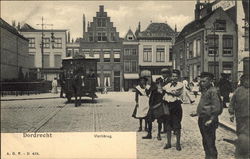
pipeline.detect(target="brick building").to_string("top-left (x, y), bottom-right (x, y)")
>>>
top-left (0, 18), bottom-right (30, 81)
top-left (80, 5), bottom-right (123, 91)
top-left (137, 22), bottom-right (175, 82)
top-left (19, 23), bottom-right (67, 81)
top-left (174, 1), bottom-right (237, 84)
top-left (123, 29), bottom-right (139, 91)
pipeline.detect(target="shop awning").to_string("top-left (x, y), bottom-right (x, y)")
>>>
top-left (124, 73), bottom-right (140, 79)
top-left (152, 75), bottom-right (163, 82)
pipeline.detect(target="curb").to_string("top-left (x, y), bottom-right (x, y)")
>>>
top-left (1, 96), bottom-right (60, 101)
top-left (219, 121), bottom-right (236, 134)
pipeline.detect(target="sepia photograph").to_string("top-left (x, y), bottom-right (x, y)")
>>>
top-left (0, 0), bottom-right (249, 158)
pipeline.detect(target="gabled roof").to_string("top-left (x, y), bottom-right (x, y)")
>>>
top-left (0, 18), bottom-right (28, 41)
top-left (175, 7), bottom-right (229, 43)
top-left (138, 23), bottom-right (175, 40)
top-left (123, 29), bottom-right (137, 42)
top-left (20, 23), bottom-right (36, 31)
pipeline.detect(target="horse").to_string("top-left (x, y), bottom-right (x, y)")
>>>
top-left (71, 73), bottom-right (84, 107)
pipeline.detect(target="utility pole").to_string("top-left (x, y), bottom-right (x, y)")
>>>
top-left (213, 22), bottom-right (217, 80)
top-left (36, 17), bottom-right (53, 79)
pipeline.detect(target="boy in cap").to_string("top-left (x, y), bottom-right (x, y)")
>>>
top-left (162, 69), bottom-right (183, 151)
top-left (190, 72), bottom-right (222, 159)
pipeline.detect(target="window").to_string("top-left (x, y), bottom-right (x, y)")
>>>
top-left (124, 49), bottom-right (130, 56)
top-left (28, 38), bottom-right (35, 48)
top-left (114, 52), bottom-right (120, 62)
top-left (215, 20), bottom-right (226, 31)
top-left (54, 54), bottom-right (62, 68)
top-left (97, 32), bottom-right (107, 41)
top-left (74, 49), bottom-right (79, 55)
top-left (208, 62), bottom-right (219, 79)
top-left (127, 35), bottom-right (134, 40)
top-left (43, 38), bottom-right (50, 48)
top-left (169, 47), bottom-right (173, 61)
top-left (193, 40), bottom-right (197, 57)
top-left (188, 42), bottom-right (193, 58)
top-left (124, 61), bottom-right (130, 72)
top-left (54, 38), bottom-right (62, 48)
top-left (143, 47), bottom-right (152, 62)
top-left (180, 48), bottom-right (183, 59)
top-left (222, 62), bottom-right (233, 80)
top-left (197, 40), bottom-right (201, 57)
top-left (43, 54), bottom-right (50, 68)
top-left (197, 65), bottom-right (201, 77)
top-left (131, 61), bottom-right (137, 72)
top-left (207, 35), bottom-right (219, 56)
top-left (223, 35), bottom-right (233, 55)
top-left (131, 49), bottom-right (137, 55)
top-left (97, 18), bottom-right (106, 27)
top-left (66, 49), bottom-right (72, 57)
top-left (104, 76), bottom-right (111, 87)
top-left (89, 33), bottom-right (93, 41)
top-left (156, 48), bottom-right (165, 62)
top-left (104, 53), bottom-right (110, 62)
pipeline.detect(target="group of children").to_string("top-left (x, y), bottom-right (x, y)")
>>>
top-left (132, 68), bottom-right (185, 151)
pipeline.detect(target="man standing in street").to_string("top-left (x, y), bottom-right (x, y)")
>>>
top-left (190, 72), bottom-right (222, 159)
top-left (218, 73), bottom-right (232, 108)
top-left (228, 74), bottom-right (250, 158)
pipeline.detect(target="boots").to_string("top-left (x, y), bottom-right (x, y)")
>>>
top-left (142, 133), bottom-right (152, 139)
top-left (157, 133), bottom-right (162, 140)
top-left (164, 131), bottom-right (172, 149)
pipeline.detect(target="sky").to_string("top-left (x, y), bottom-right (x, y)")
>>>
top-left (1, 1), bottom-right (196, 39)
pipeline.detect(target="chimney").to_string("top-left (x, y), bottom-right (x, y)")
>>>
top-left (67, 31), bottom-right (71, 43)
top-left (83, 14), bottom-right (86, 38)
top-left (138, 22), bottom-right (141, 32)
top-left (12, 20), bottom-right (16, 28)
top-left (17, 22), bottom-right (21, 30)
top-left (99, 5), bottom-right (104, 12)
top-left (195, 0), bottom-right (201, 20)
top-left (175, 24), bottom-right (177, 32)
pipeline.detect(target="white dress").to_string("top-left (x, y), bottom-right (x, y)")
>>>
top-left (135, 85), bottom-right (150, 118)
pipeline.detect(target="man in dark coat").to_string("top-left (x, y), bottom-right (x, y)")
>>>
top-left (191, 72), bottom-right (222, 159)
top-left (218, 73), bottom-right (232, 108)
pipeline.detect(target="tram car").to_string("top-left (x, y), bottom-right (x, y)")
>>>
top-left (61, 56), bottom-right (98, 102)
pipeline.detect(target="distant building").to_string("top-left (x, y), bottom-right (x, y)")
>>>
top-left (211, 0), bottom-right (249, 77)
top-left (123, 29), bottom-right (139, 91)
top-left (174, 1), bottom-right (237, 84)
top-left (137, 22), bottom-right (176, 82)
top-left (0, 18), bottom-right (29, 81)
top-left (66, 32), bottom-right (80, 58)
top-left (19, 23), bottom-right (67, 81)
top-left (80, 5), bottom-right (123, 91)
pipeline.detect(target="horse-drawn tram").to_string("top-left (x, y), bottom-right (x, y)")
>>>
top-left (61, 56), bottom-right (98, 106)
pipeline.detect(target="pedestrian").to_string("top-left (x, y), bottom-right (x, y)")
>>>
top-left (161, 68), bottom-right (172, 133)
top-left (182, 77), bottom-right (195, 104)
top-left (51, 77), bottom-right (58, 94)
top-left (228, 74), bottom-right (250, 158)
top-left (218, 73), bottom-right (232, 108)
top-left (133, 76), bottom-right (151, 132)
top-left (191, 77), bottom-right (200, 98)
top-left (142, 77), bottom-right (165, 140)
top-left (162, 69), bottom-right (183, 151)
top-left (190, 72), bottom-right (223, 159)
top-left (59, 70), bottom-right (66, 98)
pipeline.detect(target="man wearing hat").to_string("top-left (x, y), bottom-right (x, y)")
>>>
top-left (190, 72), bottom-right (222, 159)
top-left (218, 73), bottom-right (232, 108)
top-left (229, 74), bottom-right (250, 158)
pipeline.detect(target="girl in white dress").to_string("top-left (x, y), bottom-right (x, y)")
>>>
top-left (134, 76), bottom-right (151, 132)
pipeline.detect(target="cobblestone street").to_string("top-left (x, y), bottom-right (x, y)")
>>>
top-left (1, 92), bottom-right (237, 158)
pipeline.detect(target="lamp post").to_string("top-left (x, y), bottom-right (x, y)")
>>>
top-left (37, 17), bottom-right (54, 79)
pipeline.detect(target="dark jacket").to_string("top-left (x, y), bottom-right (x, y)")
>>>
top-left (196, 86), bottom-right (221, 119)
top-left (218, 78), bottom-right (232, 96)
top-left (149, 83), bottom-right (163, 107)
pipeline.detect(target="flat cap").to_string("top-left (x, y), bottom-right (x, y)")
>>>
top-left (200, 72), bottom-right (214, 79)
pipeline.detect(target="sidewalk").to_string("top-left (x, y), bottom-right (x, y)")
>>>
top-left (0, 93), bottom-right (60, 101)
